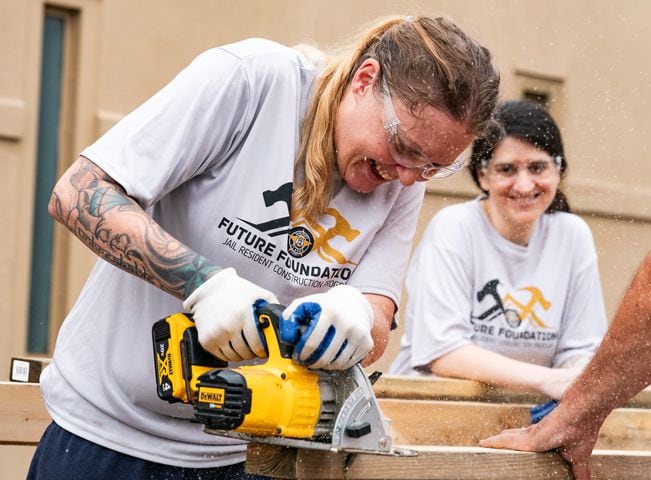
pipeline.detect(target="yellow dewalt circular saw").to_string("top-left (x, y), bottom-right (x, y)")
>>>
top-left (152, 303), bottom-right (412, 455)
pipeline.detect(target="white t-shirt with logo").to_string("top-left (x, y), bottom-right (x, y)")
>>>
top-left (41, 39), bottom-right (425, 467)
top-left (389, 198), bottom-right (606, 376)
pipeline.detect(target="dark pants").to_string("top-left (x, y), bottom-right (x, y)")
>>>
top-left (28, 422), bottom-right (270, 480)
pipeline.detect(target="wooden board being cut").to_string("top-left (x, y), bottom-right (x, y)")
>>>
top-left (373, 375), bottom-right (651, 408)
top-left (380, 398), bottom-right (651, 451)
top-left (246, 443), bottom-right (651, 480)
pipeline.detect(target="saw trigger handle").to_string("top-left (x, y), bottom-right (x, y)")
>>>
top-left (253, 302), bottom-right (294, 360)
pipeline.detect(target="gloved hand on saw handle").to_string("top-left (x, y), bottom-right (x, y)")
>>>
top-left (182, 267), bottom-right (278, 362)
top-left (280, 285), bottom-right (374, 370)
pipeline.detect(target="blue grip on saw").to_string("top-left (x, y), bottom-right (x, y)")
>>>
top-left (530, 399), bottom-right (558, 424)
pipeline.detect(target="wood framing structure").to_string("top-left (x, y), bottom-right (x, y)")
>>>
top-left (0, 382), bottom-right (49, 445)
top-left (3, 377), bottom-right (650, 478)
top-left (379, 398), bottom-right (651, 451)
top-left (245, 443), bottom-right (651, 479)
top-left (244, 376), bottom-right (651, 478)
top-left (373, 375), bottom-right (651, 408)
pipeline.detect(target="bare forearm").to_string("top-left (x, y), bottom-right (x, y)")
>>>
top-left (361, 293), bottom-right (394, 366)
top-left (430, 344), bottom-right (574, 398)
top-left (431, 344), bottom-right (543, 387)
top-left (49, 156), bottom-right (219, 299)
top-left (560, 253), bottom-right (651, 421)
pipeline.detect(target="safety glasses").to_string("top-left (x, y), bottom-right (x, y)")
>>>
top-left (481, 156), bottom-right (562, 181)
top-left (381, 77), bottom-right (466, 179)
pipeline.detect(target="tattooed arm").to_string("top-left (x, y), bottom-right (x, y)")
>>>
top-left (48, 156), bottom-right (219, 299)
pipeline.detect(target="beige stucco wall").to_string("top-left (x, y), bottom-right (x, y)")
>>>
top-left (2, 0), bottom-right (650, 477)
top-left (1, 0), bottom-right (650, 382)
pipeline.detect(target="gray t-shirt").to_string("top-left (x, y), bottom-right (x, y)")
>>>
top-left (390, 198), bottom-right (606, 376)
top-left (41, 39), bottom-right (425, 467)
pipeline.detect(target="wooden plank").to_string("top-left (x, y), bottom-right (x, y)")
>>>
top-left (247, 443), bottom-right (651, 479)
top-left (380, 398), bottom-right (529, 447)
top-left (597, 408), bottom-right (651, 451)
top-left (589, 449), bottom-right (651, 480)
top-left (374, 375), bottom-right (651, 408)
top-left (3, 379), bottom-right (649, 451)
top-left (0, 382), bottom-right (49, 445)
top-left (624, 388), bottom-right (651, 409)
top-left (373, 375), bottom-right (549, 404)
top-left (333, 446), bottom-right (572, 480)
top-left (379, 399), bottom-right (651, 451)
top-left (5, 380), bottom-right (649, 479)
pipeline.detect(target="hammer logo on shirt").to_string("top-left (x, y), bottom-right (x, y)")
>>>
top-left (237, 182), bottom-right (360, 263)
top-left (472, 279), bottom-right (551, 329)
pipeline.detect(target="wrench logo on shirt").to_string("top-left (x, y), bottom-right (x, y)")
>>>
top-left (503, 287), bottom-right (551, 329)
top-left (239, 182), bottom-right (360, 263)
top-left (290, 209), bottom-right (360, 263)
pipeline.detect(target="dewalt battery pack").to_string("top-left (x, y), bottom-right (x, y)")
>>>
top-left (152, 313), bottom-right (226, 403)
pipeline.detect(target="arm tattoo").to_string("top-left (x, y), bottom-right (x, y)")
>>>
top-left (51, 157), bottom-right (219, 299)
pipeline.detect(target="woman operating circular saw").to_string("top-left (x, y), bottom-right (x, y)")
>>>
top-left (29, 15), bottom-right (499, 480)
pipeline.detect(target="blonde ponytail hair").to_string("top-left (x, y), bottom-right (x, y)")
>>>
top-left (293, 15), bottom-right (499, 220)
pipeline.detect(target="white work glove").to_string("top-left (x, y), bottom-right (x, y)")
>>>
top-left (182, 268), bottom-right (278, 362)
top-left (280, 285), bottom-right (374, 370)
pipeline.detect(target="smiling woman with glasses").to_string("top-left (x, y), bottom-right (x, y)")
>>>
top-left (390, 99), bottom-right (607, 404)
